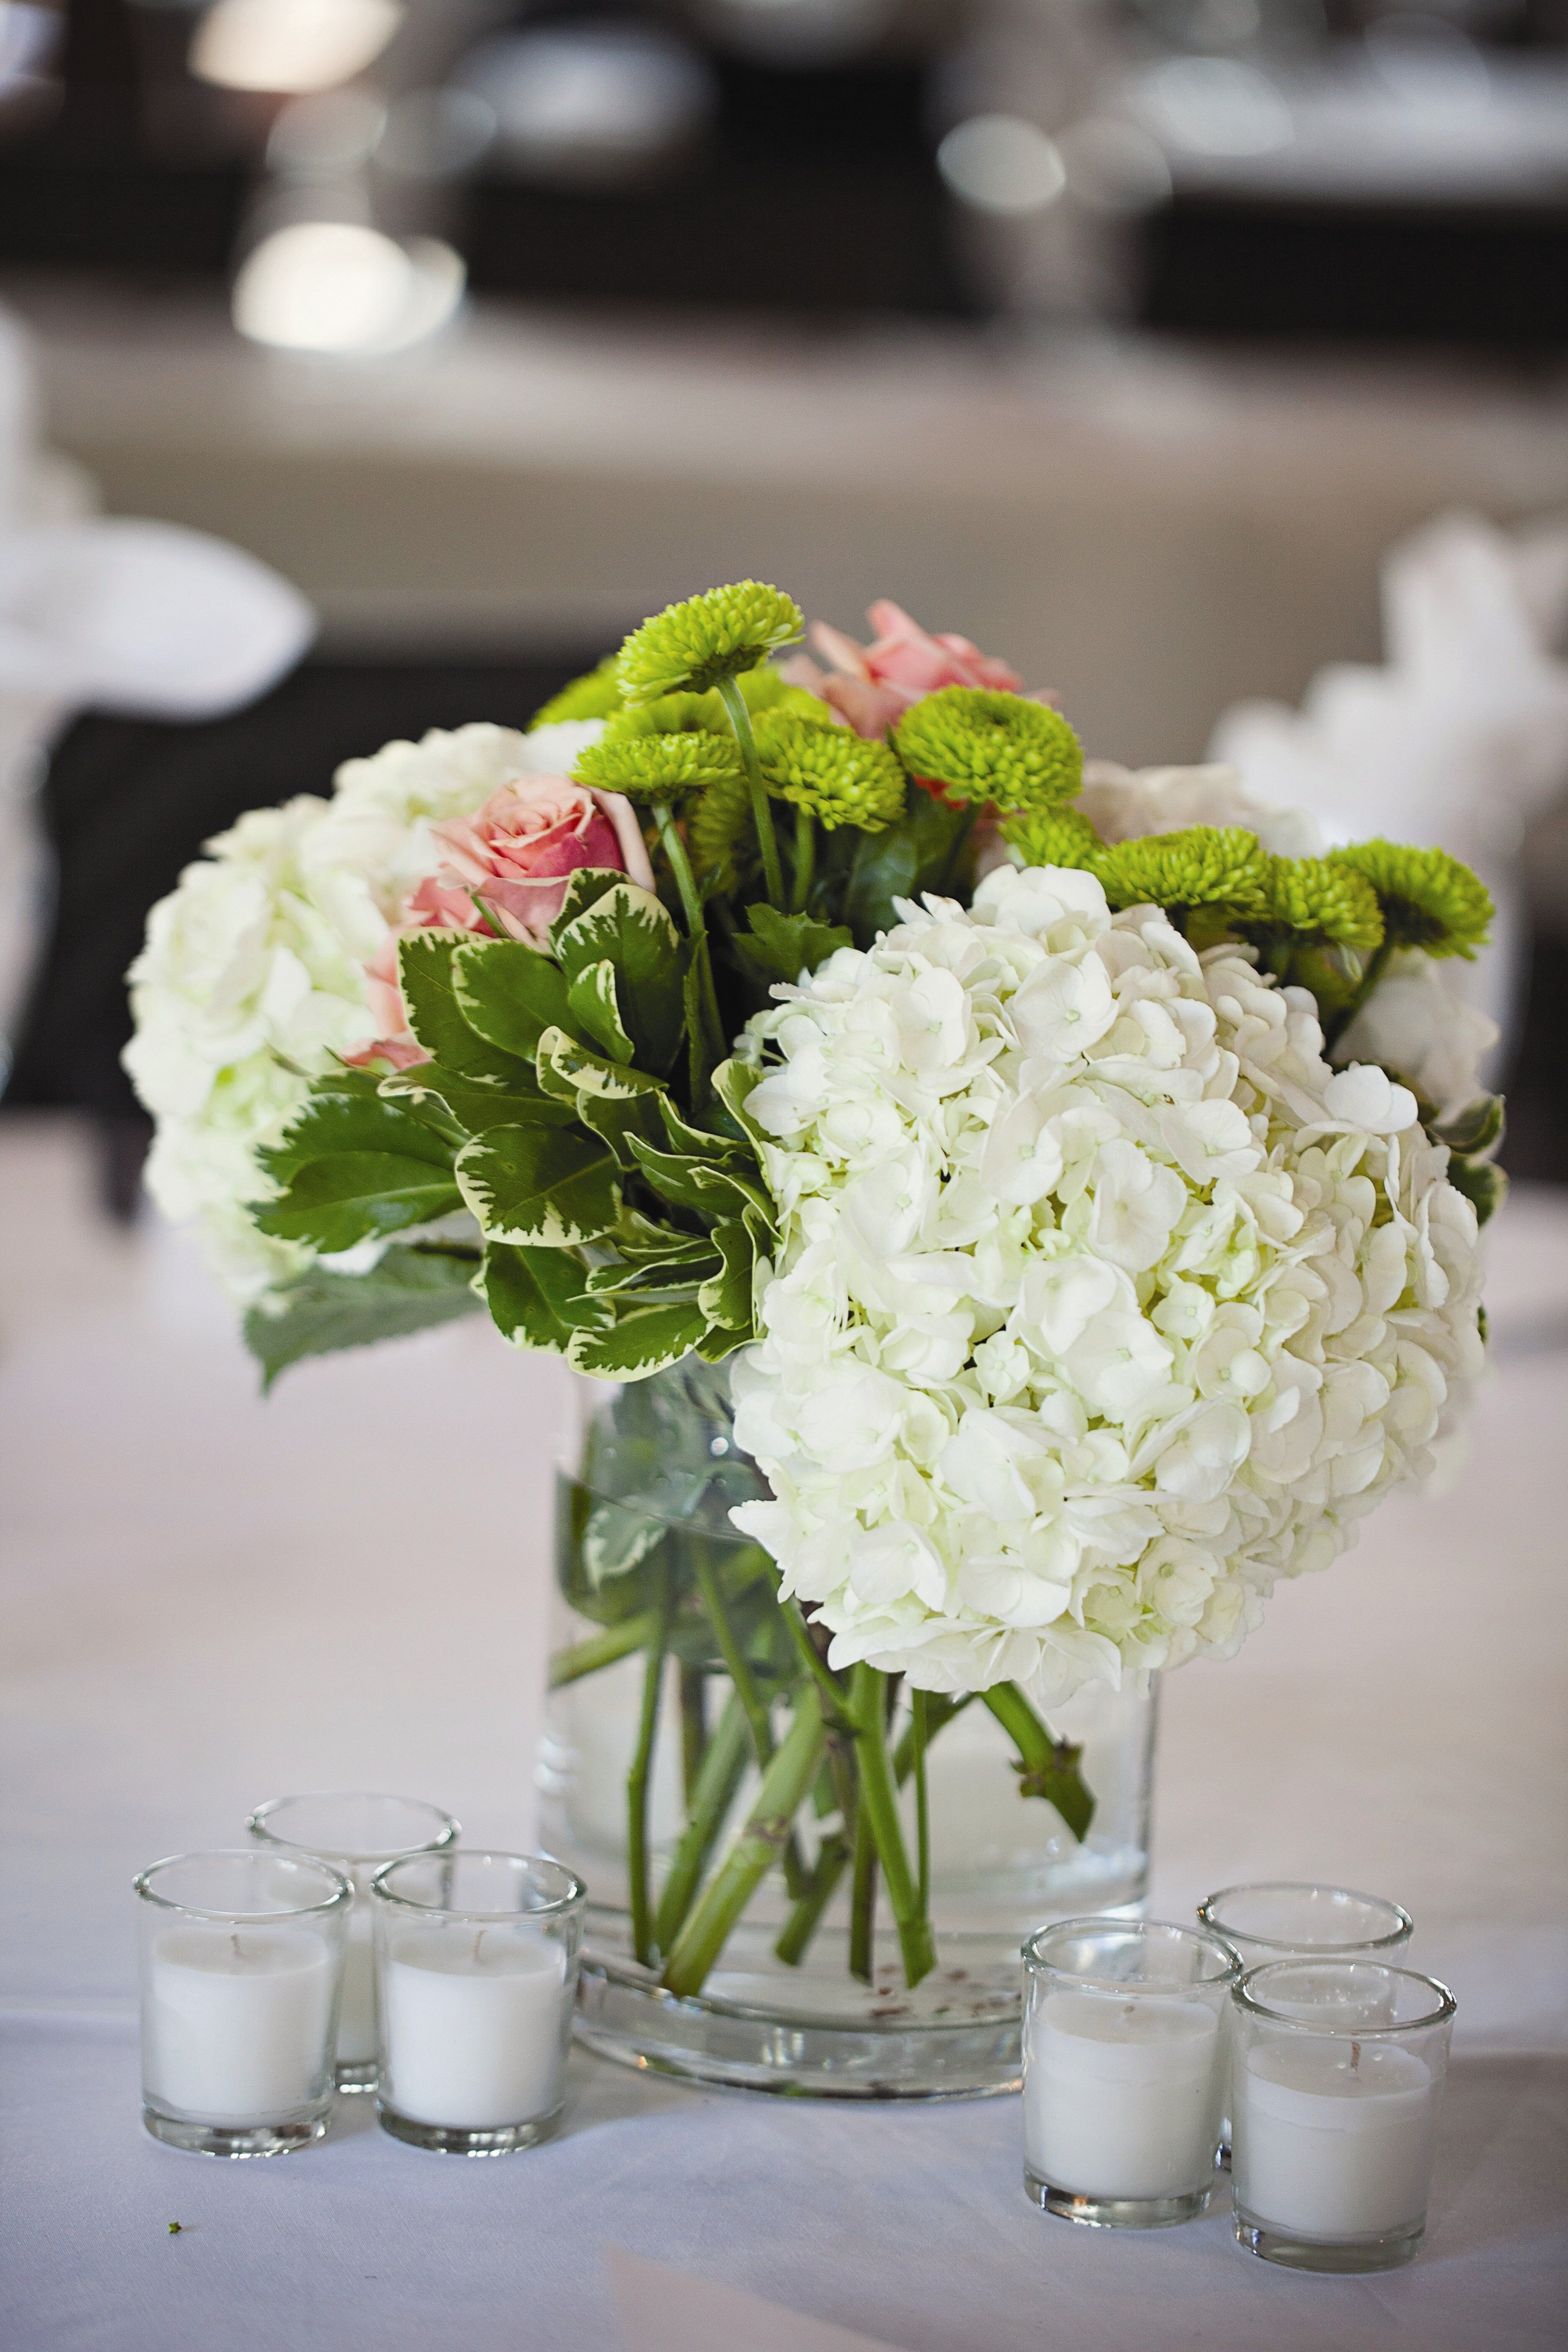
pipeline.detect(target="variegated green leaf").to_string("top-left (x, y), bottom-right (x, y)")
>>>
top-left (456, 1124), bottom-right (619, 1247)
top-left (566, 957), bottom-right (634, 1065)
top-left (697, 1218), bottom-right (757, 1333)
top-left (712, 1057), bottom-right (767, 1149)
top-left (481, 1241), bottom-right (610, 1353)
top-left (629, 1137), bottom-right (776, 1228)
top-left (254, 1086), bottom-right (462, 1252)
top-left (552, 882), bottom-right (686, 1075)
top-left (379, 1061), bottom-right (565, 1139)
top-left (567, 1300), bottom-right (711, 1381)
top-left (451, 936), bottom-right (580, 1063)
top-left (551, 867), bottom-right (629, 940)
top-left (400, 931), bottom-right (538, 1083)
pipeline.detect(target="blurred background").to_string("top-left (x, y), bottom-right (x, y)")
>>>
top-left (0, 0), bottom-right (1566, 1192)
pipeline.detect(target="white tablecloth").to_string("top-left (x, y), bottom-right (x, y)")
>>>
top-left (2, 1116), bottom-right (1565, 2351)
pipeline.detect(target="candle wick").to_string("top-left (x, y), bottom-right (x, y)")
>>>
top-left (1350, 2038), bottom-right (1361, 2072)
top-left (230, 1931), bottom-right (241, 1963)
top-left (474, 1930), bottom-right (486, 1965)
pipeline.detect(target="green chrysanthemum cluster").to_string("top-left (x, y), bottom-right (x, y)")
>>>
top-left (755, 713), bottom-right (906, 833)
top-left (1328, 841), bottom-right (1493, 959)
top-left (529, 657), bottom-right (623, 729)
top-left (617, 583), bottom-right (803, 706)
top-left (1093, 827), bottom-right (1271, 922)
top-left (894, 689), bottom-right (1082, 814)
top-left (998, 807), bottom-right (1101, 871)
top-left (688, 770), bottom-right (753, 886)
top-left (1260, 856), bottom-right (1385, 952)
top-left (575, 732), bottom-right (745, 801)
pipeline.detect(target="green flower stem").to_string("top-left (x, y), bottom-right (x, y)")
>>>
top-left (852, 1663), bottom-right (936, 1989)
top-left (652, 795), bottom-right (726, 1075)
top-left (653, 1690), bottom-right (750, 1959)
top-left (791, 803), bottom-right (816, 914)
top-left (651, 797), bottom-right (704, 934)
top-left (774, 1832), bottom-right (849, 1968)
top-left (548, 1612), bottom-right (656, 1688)
top-left (780, 1597), bottom-right (854, 1730)
top-left (717, 675), bottom-right (784, 910)
top-left (1323, 937), bottom-right (1393, 1051)
top-left (911, 1689), bottom-right (930, 1915)
top-left (678, 1663), bottom-right (708, 1805)
top-left (628, 1569), bottom-right (671, 1967)
top-left (693, 1554), bottom-right (775, 1773)
top-left (660, 1687), bottom-right (825, 1996)
top-left (849, 1807), bottom-right (878, 1984)
top-left (982, 1683), bottom-right (1095, 1843)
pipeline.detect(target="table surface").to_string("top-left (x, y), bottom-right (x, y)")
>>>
top-left (2, 1114), bottom-right (1565, 2352)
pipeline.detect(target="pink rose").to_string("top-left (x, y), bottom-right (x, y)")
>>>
top-left (783, 598), bottom-right (1048, 740)
top-left (343, 774), bottom-right (653, 1070)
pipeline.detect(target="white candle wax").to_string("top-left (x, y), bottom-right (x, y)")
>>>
top-left (142, 1926), bottom-right (335, 2120)
top-left (1234, 2040), bottom-right (1436, 2239)
top-left (381, 1929), bottom-right (568, 2128)
top-left (1024, 1989), bottom-right (1223, 2201)
top-left (336, 1908), bottom-right (378, 2064)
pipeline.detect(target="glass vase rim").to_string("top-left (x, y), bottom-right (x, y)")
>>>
top-left (134, 1848), bottom-right (353, 1923)
top-left (247, 1790), bottom-right (460, 1864)
top-left (1022, 1914), bottom-right (1239, 1990)
top-left (1234, 1958), bottom-right (1457, 2034)
top-left (370, 1848), bottom-right (585, 1923)
top-left (1197, 1880), bottom-right (1414, 1952)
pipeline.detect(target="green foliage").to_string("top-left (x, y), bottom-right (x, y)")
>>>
top-left (401, 931), bottom-right (541, 1083)
top-left (894, 690), bottom-right (1082, 815)
top-left (1000, 807), bottom-right (1101, 871)
top-left (688, 770), bottom-right (755, 889)
top-left (552, 882), bottom-right (687, 1075)
top-left (253, 1084), bottom-right (462, 1252)
top-left (753, 713), bottom-right (905, 832)
top-left (1093, 826), bottom-right (1271, 923)
top-left (529, 657), bottom-right (623, 728)
top-left (449, 936), bottom-right (579, 1064)
top-left (730, 903), bottom-right (853, 987)
top-left (244, 1245), bottom-right (483, 1387)
top-left (617, 582), bottom-right (804, 705)
top-left (829, 787), bottom-right (977, 946)
top-left (1328, 841), bottom-right (1493, 959)
top-left (480, 1240), bottom-right (611, 1353)
top-left (456, 1122), bottom-right (621, 1248)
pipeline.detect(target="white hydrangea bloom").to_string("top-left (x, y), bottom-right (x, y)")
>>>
top-left (124, 720), bottom-right (606, 1299)
top-left (730, 864), bottom-right (1484, 1708)
top-left (1333, 949), bottom-right (1499, 1119)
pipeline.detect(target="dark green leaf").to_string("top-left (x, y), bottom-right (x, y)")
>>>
top-left (379, 1060), bottom-right (565, 1138)
top-left (254, 1086), bottom-right (462, 1250)
top-left (537, 1028), bottom-right (669, 1168)
top-left (244, 1247), bottom-right (482, 1389)
top-left (697, 1218), bottom-right (757, 1332)
top-left (1447, 1155), bottom-right (1508, 1228)
top-left (1434, 1093), bottom-right (1505, 1157)
top-left (657, 1095), bottom-right (746, 1163)
top-left (451, 936), bottom-right (581, 1063)
top-left (551, 867), bottom-right (630, 940)
top-left (456, 1123), bottom-right (620, 1246)
top-left (732, 903), bottom-right (852, 987)
top-left (629, 1136), bottom-right (774, 1227)
top-left (711, 1057), bottom-right (767, 1148)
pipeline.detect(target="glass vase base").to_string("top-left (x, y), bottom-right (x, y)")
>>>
top-left (335, 2061), bottom-right (377, 2094)
top-left (576, 1939), bottom-right (1024, 2101)
top-left (375, 2103), bottom-right (563, 2156)
top-left (1233, 2209), bottom-right (1425, 2272)
top-left (142, 2104), bottom-right (330, 2159)
top-left (1024, 2169), bottom-right (1213, 2228)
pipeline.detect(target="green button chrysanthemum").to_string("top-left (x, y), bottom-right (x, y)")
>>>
top-left (574, 730), bottom-right (744, 802)
top-left (688, 770), bottom-right (754, 886)
top-left (1093, 827), bottom-right (1271, 921)
top-left (754, 713), bottom-right (906, 832)
top-left (893, 689), bottom-right (1082, 814)
top-left (529, 656), bottom-right (622, 729)
top-left (616, 583), bottom-right (804, 706)
top-left (998, 807), bottom-right (1102, 872)
top-left (1327, 841), bottom-right (1493, 959)
top-left (1263, 856), bottom-right (1385, 952)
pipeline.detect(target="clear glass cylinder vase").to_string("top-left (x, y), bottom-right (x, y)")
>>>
top-left (538, 1358), bottom-right (1158, 2098)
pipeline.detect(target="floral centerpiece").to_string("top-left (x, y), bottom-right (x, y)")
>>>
top-left (127, 584), bottom-right (1503, 2069)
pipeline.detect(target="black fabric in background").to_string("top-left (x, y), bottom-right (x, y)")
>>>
top-left (5, 653), bottom-right (598, 1124)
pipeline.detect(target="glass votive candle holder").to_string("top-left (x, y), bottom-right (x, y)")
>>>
top-left (1021, 1918), bottom-right (1238, 2228)
top-left (135, 1849), bottom-right (351, 2158)
top-left (248, 1792), bottom-right (459, 2092)
top-left (1197, 1882), bottom-right (1414, 2165)
top-left (1230, 1960), bottom-right (1456, 2273)
top-left (370, 1850), bottom-right (585, 2155)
